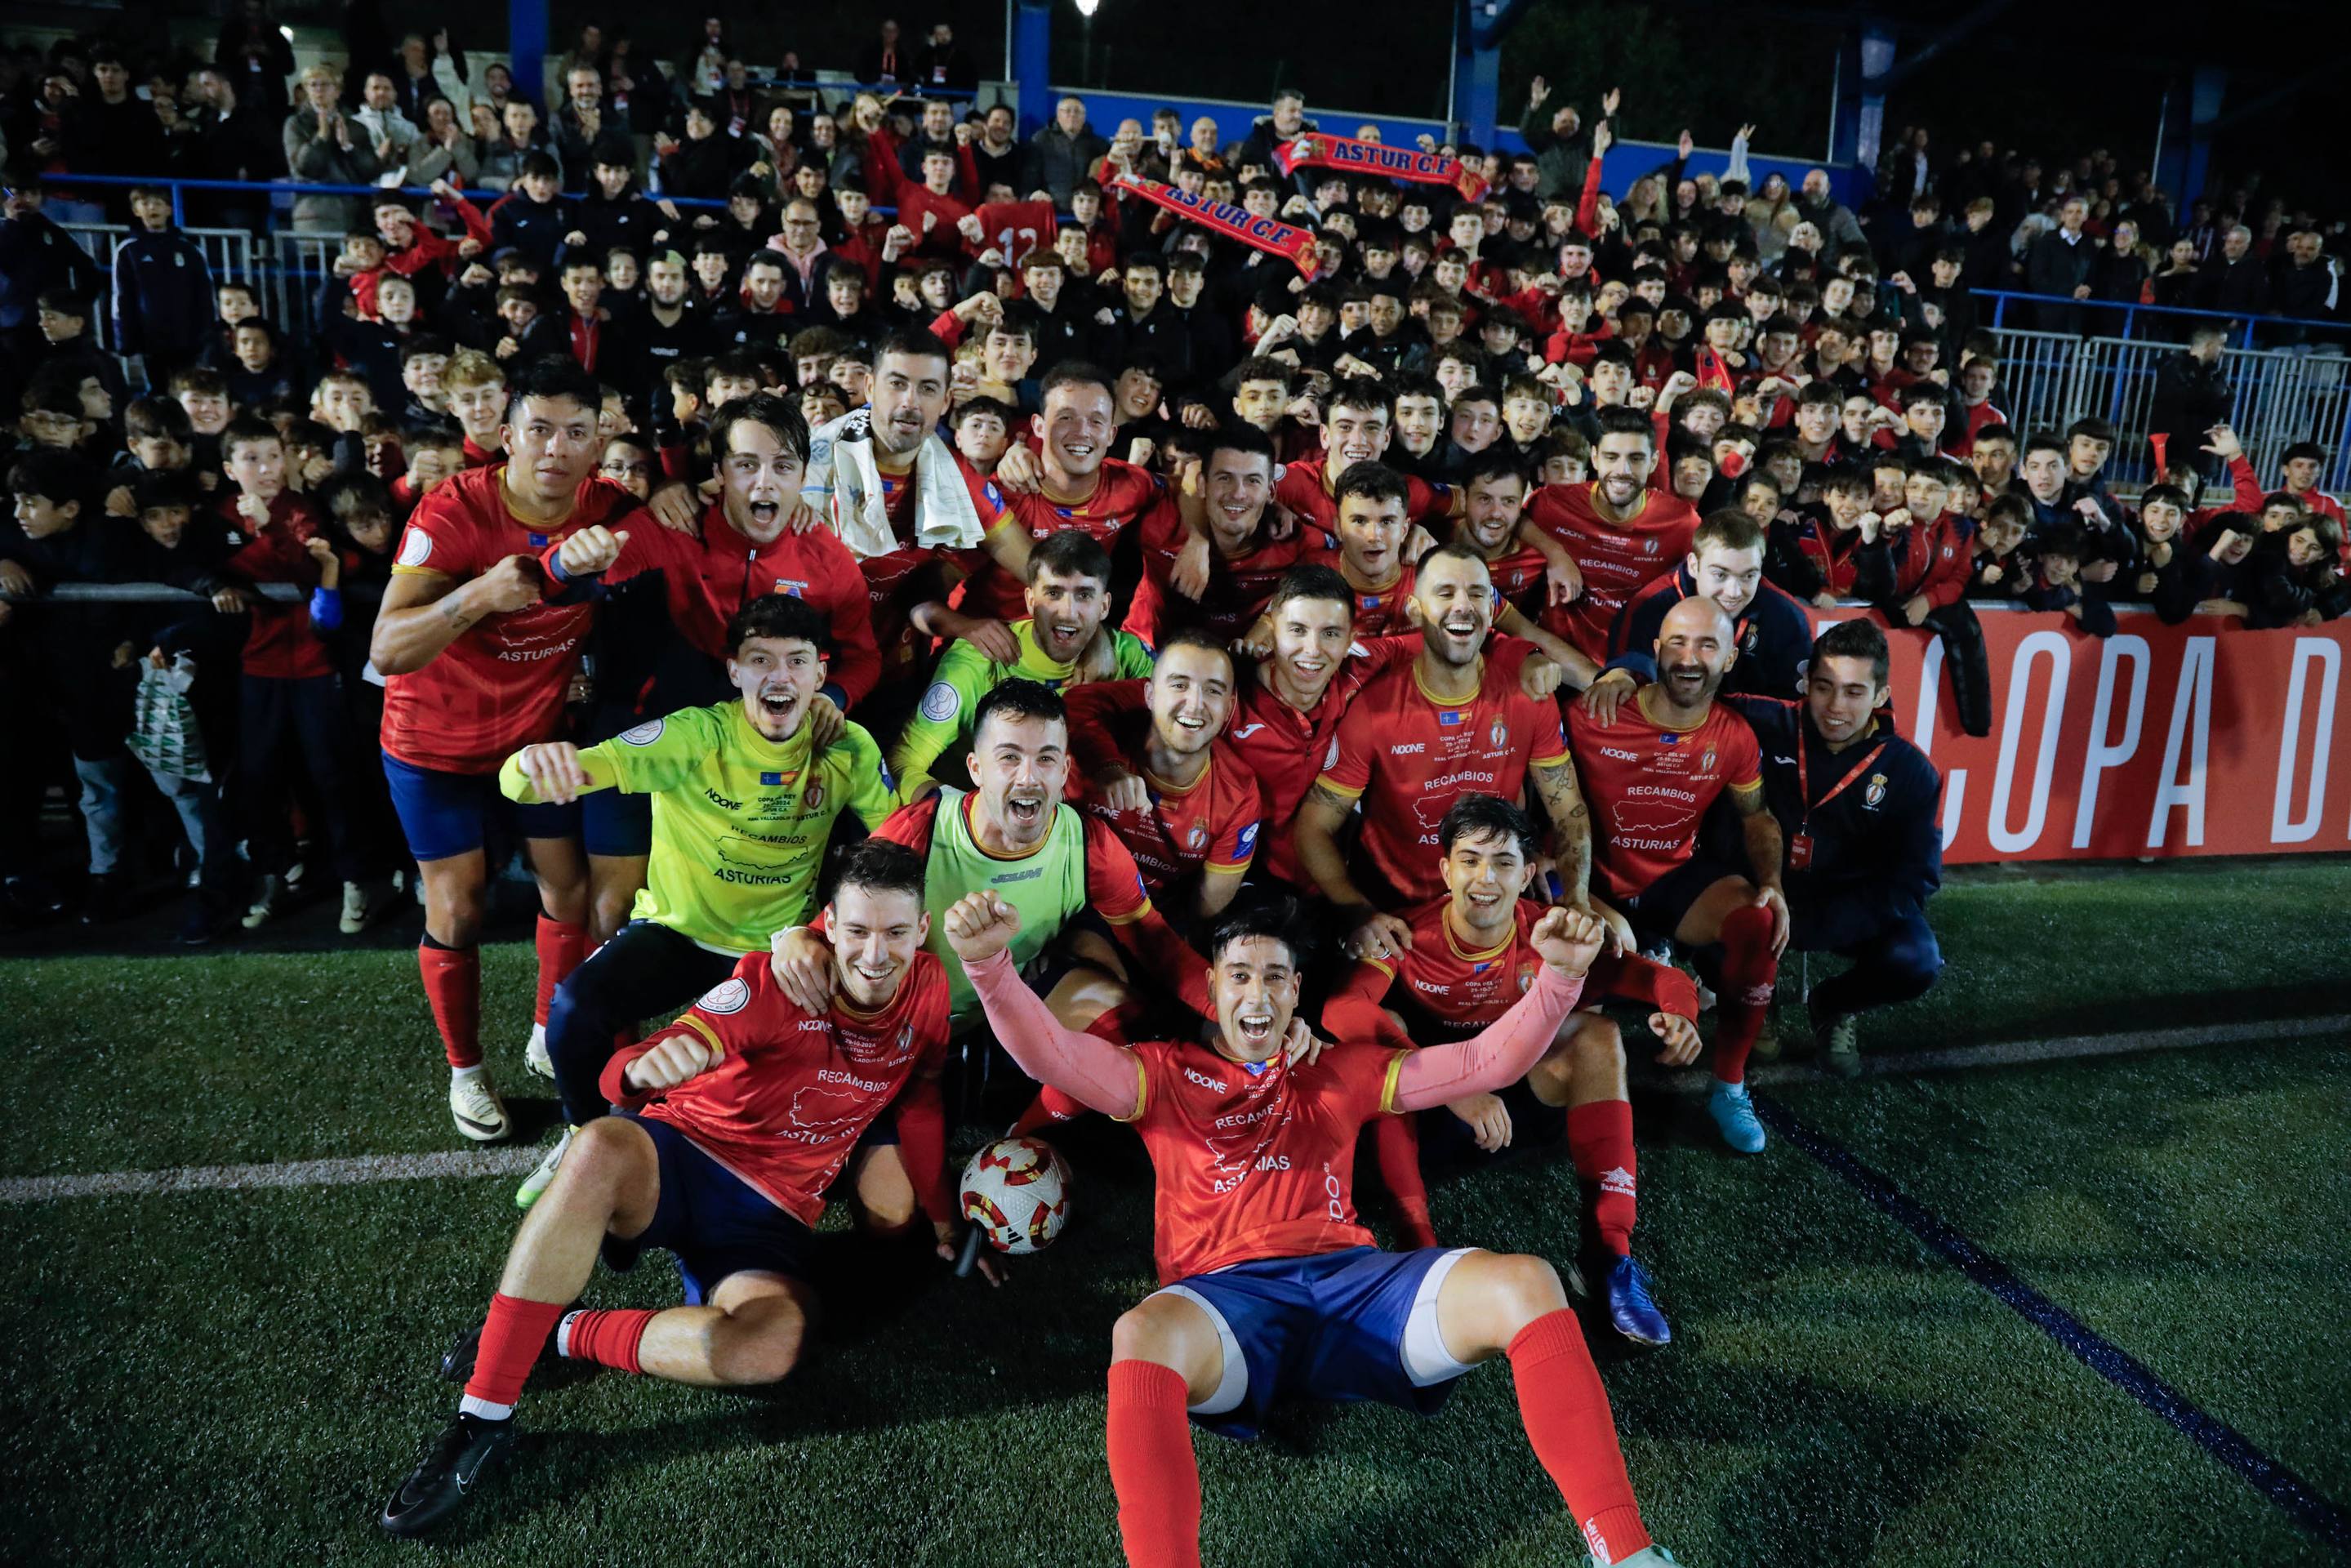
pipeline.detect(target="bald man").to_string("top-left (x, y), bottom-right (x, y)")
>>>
top-left (1566, 595), bottom-right (1786, 1152)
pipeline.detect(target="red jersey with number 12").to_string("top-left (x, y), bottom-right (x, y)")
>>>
top-left (381, 465), bottom-right (646, 774)
top-left (1120, 1036), bottom-right (1405, 1285)
top-left (1566, 696), bottom-right (1762, 902)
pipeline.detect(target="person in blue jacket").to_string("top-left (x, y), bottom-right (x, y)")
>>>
top-left (112, 188), bottom-right (218, 381)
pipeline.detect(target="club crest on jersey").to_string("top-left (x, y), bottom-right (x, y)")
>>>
top-left (1644, 537), bottom-right (1660, 554)
top-left (1489, 719), bottom-right (1508, 751)
top-left (1187, 822), bottom-right (1210, 852)
top-left (620, 719), bottom-right (665, 746)
top-left (1516, 960), bottom-right (1536, 993)
top-left (1701, 746), bottom-right (1716, 772)
top-left (697, 977), bottom-right (751, 1015)
top-left (804, 781), bottom-right (824, 810)
top-left (394, 528), bottom-right (433, 568)
top-left (1865, 773), bottom-right (1888, 808)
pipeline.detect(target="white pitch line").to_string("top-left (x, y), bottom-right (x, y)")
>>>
top-left (1647, 1012), bottom-right (2351, 1096)
top-left (0, 1145), bottom-right (538, 1205)
top-left (6, 1014), bottom-right (2347, 1205)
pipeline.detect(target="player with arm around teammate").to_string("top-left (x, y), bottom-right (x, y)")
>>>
top-left (377, 841), bottom-right (987, 1538)
top-left (946, 889), bottom-right (1680, 1568)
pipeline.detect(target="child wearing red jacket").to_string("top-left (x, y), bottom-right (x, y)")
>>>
top-left (1857, 457), bottom-right (1991, 735)
top-left (217, 414), bottom-right (367, 930)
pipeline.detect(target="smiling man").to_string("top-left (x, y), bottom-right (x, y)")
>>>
top-left (890, 530), bottom-right (1155, 801)
top-left (1525, 408), bottom-right (1701, 662)
top-left (377, 840), bottom-right (971, 1539)
top-left (494, 593), bottom-right (900, 1206)
top-left (1597, 510), bottom-right (1814, 700)
top-left (372, 357), bottom-right (647, 1143)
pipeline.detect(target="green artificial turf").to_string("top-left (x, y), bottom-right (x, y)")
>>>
top-left (3, 863), bottom-right (2347, 1566)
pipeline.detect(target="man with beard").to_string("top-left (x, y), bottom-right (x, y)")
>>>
top-left (770, 681), bottom-right (1209, 1042)
top-left (1566, 597), bottom-right (1785, 1154)
top-left (957, 363), bottom-right (1178, 629)
top-left (376, 841), bottom-right (970, 1538)
top-left (492, 595), bottom-right (899, 1207)
top-left (1295, 463), bottom-right (1422, 637)
top-left (1324, 794), bottom-right (1699, 1340)
top-left (1298, 543), bottom-right (1598, 942)
top-left (946, 889), bottom-right (1680, 1568)
top-left (1448, 453), bottom-right (1596, 684)
top-left (1596, 510), bottom-right (1813, 701)
top-left (1124, 425), bottom-right (1323, 644)
top-left (890, 531), bottom-right (1154, 802)
top-left (800, 328), bottom-right (1009, 696)
top-left (1525, 408), bottom-right (1701, 663)
top-left (626, 251), bottom-right (710, 408)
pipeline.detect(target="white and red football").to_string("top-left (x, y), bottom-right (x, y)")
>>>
top-left (960, 1136), bottom-right (1073, 1254)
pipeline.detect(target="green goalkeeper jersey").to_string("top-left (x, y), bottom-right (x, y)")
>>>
top-left (888, 619), bottom-right (1155, 800)
top-left (499, 701), bottom-right (898, 954)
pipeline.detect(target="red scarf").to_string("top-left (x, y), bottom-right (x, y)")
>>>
top-left (1273, 131), bottom-right (1489, 203)
top-left (1110, 173), bottom-right (1316, 271)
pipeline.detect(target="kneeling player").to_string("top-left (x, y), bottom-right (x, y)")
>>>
top-left (946, 891), bottom-right (1679, 1568)
top-left (1324, 795), bottom-right (1701, 1346)
top-left (377, 842), bottom-right (974, 1537)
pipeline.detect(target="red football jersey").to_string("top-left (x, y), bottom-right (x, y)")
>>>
top-left (1524, 482), bottom-right (1699, 662)
top-left (1328, 895), bottom-right (1699, 1044)
top-left (381, 465), bottom-right (647, 774)
top-left (216, 491), bottom-right (331, 680)
top-left (974, 199), bottom-right (1057, 263)
top-left (1218, 636), bottom-right (1420, 887)
top-left (1272, 461), bottom-right (1453, 535)
top-left (1565, 695), bottom-right (1763, 902)
top-left (1476, 538), bottom-right (1552, 612)
top-left (609, 503), bottom-right (883, 706)
top-left (1302, 544), bottom-right (1417, 638)
top-left (1122, 504), bottom-right (1319, 644)
top-left (1123, 1036), bottom-right (1405, 1285)
top-left (1062, 692), bottom-right (1262, 895)
top-left (602, 951), bottom-right (951, 1227)
top-left (1317, 651), bottom-right (1570, 903)
top-left (962, 460), bottom-right (1173, 622)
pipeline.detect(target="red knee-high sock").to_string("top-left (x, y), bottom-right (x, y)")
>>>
top-left (1106, 1360), bottom-right (1201, 1568)
top-left (461, 1291), bottom-right (567, 1414)
top-left (1369, 1112), bottom-right (1437, 1249)
top-left (1567, 1099), bottom-right (1637, 1257)
top-left (559, 1307), bottom-right (656, 1374)
top-left (419, 940), bottom-right (482, 1069)
top-left (1011, 1085), bottom-right (1089, 1137)
top-left (1711, 902), bottom-right (1779, 1085)
top-left (1507, 1310), bottom-right (1652, 1565)
top-left (533, 914), bottom-right (590, 1027)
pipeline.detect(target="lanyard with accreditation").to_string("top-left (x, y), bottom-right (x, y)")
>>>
top-left (1788, 733), bottom-right (1886, 870)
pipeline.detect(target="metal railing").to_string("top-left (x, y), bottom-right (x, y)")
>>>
top-left (1970, 287), bottom-right (2345, 353)
top-left (1975, 326), bottom-right (2351, 492)
top-left (58, 223), bottom-right (263, 353)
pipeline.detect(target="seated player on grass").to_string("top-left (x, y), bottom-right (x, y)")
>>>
top-left (945, 890), bottom-right (1678, 1568)
top-left (1323, 794), bottom-right (1701, 1345)
top-left (378, 840), bottom-right (986, 1539)
top-left (495, 594), bottom-right (901, 1208)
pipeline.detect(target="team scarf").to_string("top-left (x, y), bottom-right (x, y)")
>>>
top-left (1272, 131), bottom-right (1489, 203)
top-left (1110, 172), bottom-right (1318, 272)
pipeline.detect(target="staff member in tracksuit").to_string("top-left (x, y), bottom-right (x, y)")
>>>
top-left (1719, 617), bottom-right (1942, 1078)
top-left (1601, 508), bottom-right (1815, 705)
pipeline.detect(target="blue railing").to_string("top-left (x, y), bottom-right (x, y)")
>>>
top-left (1970, 288), bottom-right (2344, 352)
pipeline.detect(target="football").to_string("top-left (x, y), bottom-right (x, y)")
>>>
top-left (960, 1136), bottom-right (1074, 1254)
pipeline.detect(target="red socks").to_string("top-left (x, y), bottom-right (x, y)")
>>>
top-left (461, 1291), bottom-right (566, 1414)
top-left (419, 940), bottom-right (482, 1069)
top-left (1010, 1085), bottom-right (1087, 1138)
top-left (533, 915), bottom-right (590, 1027)
top-left (1106, 1360), bottom-right (1201, 1568)
top-left (1370, 1112), bottom-right (1437, 1250)
top-left (1711, 901), bottom-right (1779, 1085)
top-left (560, 1307), bottom-right (656, 1374)
top-left (1507, 1310), bottom-right (1651, 1565)
top-left (1567, 1099), bottom-right (1637, 1257)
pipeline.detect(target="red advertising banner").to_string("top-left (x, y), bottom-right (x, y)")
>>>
top-left (1862, 608), bottom-right (2351, 864)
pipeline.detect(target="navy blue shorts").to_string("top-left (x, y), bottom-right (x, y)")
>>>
top-left (1620, 853), bottom-right (1745, 947)
top-left (580, 786), bottom-right (652, 858)
top-left (381, 751), bottom-right (579, 864)
top-left (605, 1113), bottom-right (816, 1307)
top-left (1152, 1245), bottom-right (1480, 1441)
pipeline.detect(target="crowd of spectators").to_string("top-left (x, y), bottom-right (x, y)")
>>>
top-left (2, 16), bottom-right (2346, 951)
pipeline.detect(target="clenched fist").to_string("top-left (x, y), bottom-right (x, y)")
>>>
top-left (555, 525), bottom-right (630, 578)
top-left (942, 890), bottom-right (1022, 963)
top-left (625, 1031), bottom-right (717, 1091)
top-left (1529, 905), bottom-right (1605, 978)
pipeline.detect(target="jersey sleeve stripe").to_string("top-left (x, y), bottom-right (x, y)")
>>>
top-left (1378, 1049), bottom-right (1409, 1116)
top-left (1315, 777), bottom-right (1366, 800)
top-left (1110, 1055), bottom-right (1150, 1123)
top-left (675, 1012), bottom-right (729, 1061)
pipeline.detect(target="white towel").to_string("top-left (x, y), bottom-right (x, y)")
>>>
top-left (803, 408), bottom-right (987, 559)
